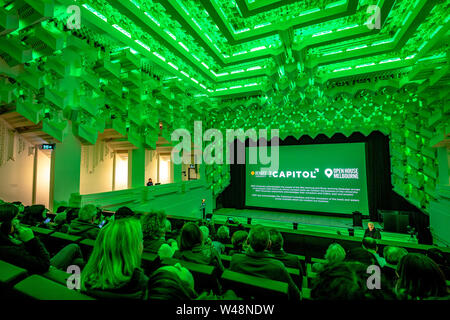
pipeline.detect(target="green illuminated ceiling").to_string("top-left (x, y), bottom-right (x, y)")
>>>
top-left (0, 0), bottom-right (449, 100)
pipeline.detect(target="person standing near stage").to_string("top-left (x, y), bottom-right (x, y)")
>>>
top-left (364, 222), bottom-right (381, 239)
top-left (147, 178), bottom-right (153, 186)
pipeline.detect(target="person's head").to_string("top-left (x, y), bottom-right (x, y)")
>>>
top-left (179, 222), bottom-right (203, 251)
top-left (78, 204), bottom-right (98, 223)
top-left (325, 243), bottom-right (346, 263)
top-left (115, 206), bottom-right (134, 220)
top-left (66, 207), bottom-right (79, 223)
top-left (346, 247), bottom-right (377, 266)
top-left (0, 204), bottom-right (19, 235)
top-left (311, 261), bottom-right (394, 300)
top-left (12, 201), bottom-right (24, 214)
top-left (268, 229), bottom-right (284, 251)
top-left (21, 205), bottom-right (47, 226)
top-left (199, 225), bottom-right (209, 244)
top-left (231, 230), bottom-right (248, 251)
top-left (141, 211), bottom-right (165, 240)
top-left (54, 212), bottom-right (67, 226)
top-left (383, 246), bottom-right (408, 266)
top-left (56, 206), bottom-right (68, 214)
top-left (248, 225), bottom-right (270, 252)
top-left (362, 237), bottom-right (377, 252)
top-left (368, 222), bottom-right (375, 231)
top-left (81, 218), bottom-right (143, 290)
top-left (395, 253), bottom-right (447, 300)
top-left (148, 178), bottom-right (152, 182)
top-left (148, 265), bottom-right (197, 300)
top-left (426, 248), bottom-right (448, 267)
top-left (165, 219), bottom-right (172, 233)
top-left (216, 226), bottom-right (229, 243)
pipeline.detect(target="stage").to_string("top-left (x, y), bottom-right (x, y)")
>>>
top-left (212, 208), bottom-right (417, 244)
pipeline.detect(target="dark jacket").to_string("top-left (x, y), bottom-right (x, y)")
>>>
top-left (68, 219), bottom-right (99, 240)
top-left (364, 228), bottom-right (381, 239)
top-left (230, 250), bottom-right (301, 300)
top-left (270, 249), bottom-right (304, 289)
top-left (0, 233), bottom-right (50, 274)
top-left (83, 268), bottom-right (148, 300)
top-left (173, 244), bottom-right (224, 272)
top-left (382, 264), bottom-right (398, 285)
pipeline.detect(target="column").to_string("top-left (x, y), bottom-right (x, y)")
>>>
top-left (130, 148), bottom-right (146, 188)
top-left (49, 122), bottom-right (82, 211)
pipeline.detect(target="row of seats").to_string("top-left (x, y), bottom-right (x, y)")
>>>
top-left (24, 224), bottom-right (320, 299)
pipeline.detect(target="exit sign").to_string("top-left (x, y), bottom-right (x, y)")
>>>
top-left (40, 144), bottom-right (55, 150)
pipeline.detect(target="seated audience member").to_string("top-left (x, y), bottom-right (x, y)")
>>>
top-left (148, 263), bottom-right (197, 300)
top-left (395, 253), bottom-right (448, 300)
top-left (52, 211), bottom-right (70, 233)
top-left (172, 222), bottom-right (224, 272)
top-left (68, 204), bottom-right (100, 240)
top-left (115, 206), bottom-right (135, 220)
top-left (141, 211), bottom-right (167, 253)
top-left (346, 247), bottom-right (378, 267)
top-left (21, 204), bottom-right (48, 227)
top-left (66, 207), bottom-right (79, 224)
top-left (383, 246), bottom-right (408, 283)
top-left (362, 237), bottom-right (386, 267)
top-left (148, 263), bottom-right (239, 300)
top-left (229, 230), bottom-right (248, 255)
top-left (81, 217), bottom-right (148, 299)
top-left (311, 261), bottom-right (395, 300)
top-left (269, 229), bottom-right (304, 289)
top-left (199, 225), bottom-right (212, 247)
top-left (212, 226), bottom-right (230, 255)
top-left (0, 203), bottom-right (84, 273)
top-left (230, 225), bottom-right (301, 300)
top-left (426, 248), bottom-right (450, 280)
top-left (312, 243), bottom-right (346, 273)
top-left (11, 201), bottom-right (25, 219)
top-left (364, 222), bottom-right (381, 239)
top-left (269, 229), bottom-right (302, 268)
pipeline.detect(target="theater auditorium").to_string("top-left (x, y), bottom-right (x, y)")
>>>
top-left (0, 0), bottom-right (449, 303)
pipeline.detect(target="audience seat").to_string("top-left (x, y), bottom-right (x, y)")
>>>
top-left (302, 288), bottom-right (311, 300)
top-left (44, 232), bottom-right (82, 255)
top-left (220, 254), bottom-right (232, 268)
top-left (0, 260), bottom-right (28, 286)
top-left (42, 266), bottom-right (71, 285)
top-left (13, 275), bottom-right (94, 300)
top-left (285, 267), bottom-right (303, 289)
top-left (220, 270), bottom-right (288, 300)
top-left (162, 258), bottom-right (218, 293)
top-left (30, 226), bottom-right (54, 238)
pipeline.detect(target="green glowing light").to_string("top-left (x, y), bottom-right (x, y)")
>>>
top-left (299, 8), bottom-right (320, 16)
top-left (82, 4), bottom-right (107, 22)
top-left (144, 12), bottom-right (160, 26)
top-left (168, 62), bottom-right (179, 70)
top-left (250, 46), bottom-right (266, 52)
top-left (153, 52), bottom-right (166, 61)
top-left (179, 42), bottom-right (189, 52)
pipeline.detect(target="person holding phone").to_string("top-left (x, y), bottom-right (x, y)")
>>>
top-left (0, 203), bottom-right (85, 273)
